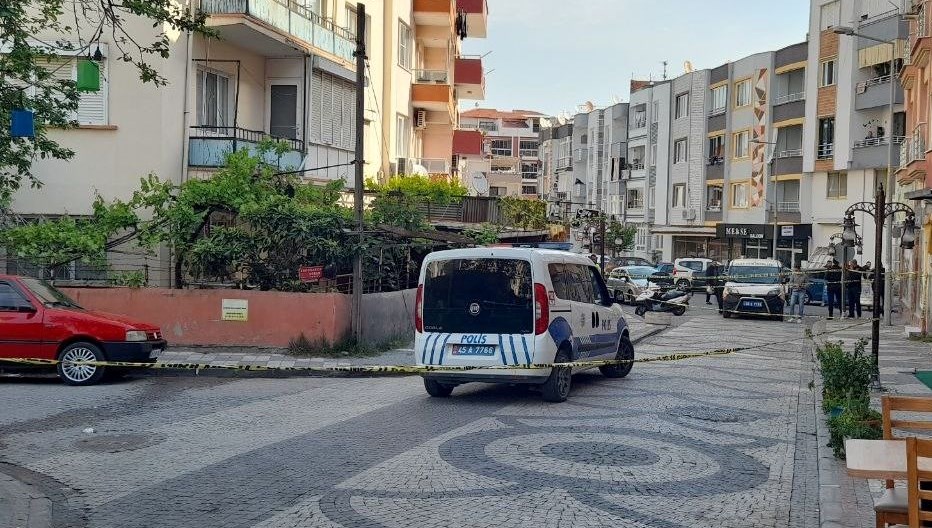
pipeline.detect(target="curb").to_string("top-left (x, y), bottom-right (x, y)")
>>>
top-left (134, 324), bottom-right (673, 380)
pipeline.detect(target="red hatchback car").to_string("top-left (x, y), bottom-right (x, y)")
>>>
top-left (0, 275), bottom-right (166, 385)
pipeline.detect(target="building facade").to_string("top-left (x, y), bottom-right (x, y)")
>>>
top-left (456, 108), bottom-right (544, 197)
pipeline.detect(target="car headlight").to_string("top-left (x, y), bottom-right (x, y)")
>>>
top-left (767, 288), bottom-right (781, 297)
top-left (125, 330), bottom-right (147, 342)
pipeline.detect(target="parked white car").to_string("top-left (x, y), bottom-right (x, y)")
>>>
top-left (672, 258), bottom-right (715, 291)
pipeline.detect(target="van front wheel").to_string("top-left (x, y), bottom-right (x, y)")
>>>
top-left (424, 378), bottom-right (454, 398)
top-left (541, 349), bottom-right (572, 403)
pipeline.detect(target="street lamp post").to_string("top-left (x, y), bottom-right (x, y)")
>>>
top-left (834, 25), bottom-right (901, 326)
top-left (841, 194), bottom-right (916, 388)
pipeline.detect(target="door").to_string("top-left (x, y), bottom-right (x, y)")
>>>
top-left (585, 266), bottom-right (620, 359)
top-left (268, 82), bottom-right (300, 140)
top-left (0, 281), bottom-right (45, 360)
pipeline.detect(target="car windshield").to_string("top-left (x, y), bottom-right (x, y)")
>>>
top-left (727, 266), bottom-right (781, 285)
top-left (21, 278), bottom-right (82, 308)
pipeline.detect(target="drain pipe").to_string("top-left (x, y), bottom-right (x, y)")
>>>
top-left (180, 0), bottom-right (196, 183)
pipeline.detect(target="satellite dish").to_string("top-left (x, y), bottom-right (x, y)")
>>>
top-left (584, 101), bottom-right (595, 112)
top-left (684, 61), bottom-right (694, 73)
top-left (412, 163), bottom-right (429, 176)
top-left (471, 172), bottom-right (490, 195)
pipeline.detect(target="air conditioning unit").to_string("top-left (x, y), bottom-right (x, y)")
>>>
top-left (415, 110), bottom-right (427, 129)
top-left (396, 157), bottom-right (408, 175)
top-left (681, 209), bottom-right (697, 221)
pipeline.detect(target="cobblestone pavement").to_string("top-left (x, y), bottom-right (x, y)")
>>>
top-left (0, 309), bottom-right (827, 528)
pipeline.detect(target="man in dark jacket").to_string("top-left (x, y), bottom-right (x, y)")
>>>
top-left (824, 259), bottom-right (843, 319)
top-left (846, 260), bottom-right (863, 318)
top-left (705, 262), bottom-right (724, 311)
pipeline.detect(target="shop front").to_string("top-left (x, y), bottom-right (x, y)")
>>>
top-left (714, 223), bottom-right (812, 267)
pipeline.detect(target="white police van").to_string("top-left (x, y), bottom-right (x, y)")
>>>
top-left (414, 248), bottom-right (633, 402)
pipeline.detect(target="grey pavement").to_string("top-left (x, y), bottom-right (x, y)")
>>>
top-left (155, 304), bottom-right (668, 371)
top-left (0, 307), bottom-right (836, 527)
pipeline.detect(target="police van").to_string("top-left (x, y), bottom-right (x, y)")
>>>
top-left (414, 248), bottom-right (633, 402)
top-left (721, 258), bottom-right (786, 321)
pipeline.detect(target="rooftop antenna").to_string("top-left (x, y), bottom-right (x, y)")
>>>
top-left (661, 61), bottom-right (668, 80)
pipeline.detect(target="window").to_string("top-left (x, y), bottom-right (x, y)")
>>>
top-left (735, 79), bottom-right (751, 107)
top-left (45, 56), bottom-right (109, 125)
top-left (730, 181), bottom-right (749, 208)
top-left (491, 162), bottom-right (513, 173)
top-left (820, 0), bottom-right (840, 30)
top-left (651, 100), bottom-right (660, 122)
top-left (827, 172), bottom-right (847, 199)
top-left (711, 85), bottom-right (727, 113)
top-left (557, 137), bottom-right (571, 168)
top-left (490, 139), bottom-right (512, 156)
top-left (395, 114), bottom-right (409, 158)
top-left (707, 185), bottom-right (724, 210)
top-left (650, 144), bottom-right (658, 166)
top-left (552, 264), bottom-right (607, 305)
top-left (345, 4), bottom-right (370, 49)
top-left (632, 108), bottom-right (647, 128)
top-left (197, 69), bottom-right (231, 127)
top-left (398, 21), bottom-right (413, 69)
top-left (519, 140), bottom-right (539, 157)
top-left (522, 185), bottom-right (537, 195)
top-left (708, 134), bottom-right (725, 164)
top-left (311, 70), bottom-right (356, 150)
top-left (733, 130), bottom-right (750, 159)
top-left (674, 138), bottom-right (688, 164)
top-left (626, 188), bottom-right (643, 209)
top-left (675, 92), bottom-right (689, 119)
top-left (0, 283), bottom-right (30, 311)
top-left (820, 59), bottom-right (836, 87)
top-left (818, 117), bottom-right (835, 159)
top-left (648, 187), bottom-right (656, 208)
top-left (478, 120), bottom-right (498, 132)
top-left (673, 184), bottom-right (686, 208)
top-left (490, 186), bottom-right (507, 197)
top-left (521, 162), bottom-right (538, 179)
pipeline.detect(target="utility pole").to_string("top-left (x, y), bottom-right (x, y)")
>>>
top-left (351, 3), bottom-right (366, 343)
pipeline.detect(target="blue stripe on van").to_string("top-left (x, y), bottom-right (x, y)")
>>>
top-left (422, 333), bottom-right (437, 364)
top-left (508, 335), bottom-right (518, 365)
top-left (428, 333), bottom-right (439, 364)
top-left (498, 334), bottom-right (507, 365)
top-left (437, 334), bottom-right (453, 365)
top-left (520, 336), bottom-right (531, 365)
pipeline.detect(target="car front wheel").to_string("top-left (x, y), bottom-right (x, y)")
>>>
top-left (57, 342), bottom-right (106, 386)
top-left (676, 279), bottom-right (690, 290)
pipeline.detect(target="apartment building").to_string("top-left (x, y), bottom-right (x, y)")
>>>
top-left (898, 0), bottom-right (932, 330)
top-left (538, 117), bottom-right (573, 201)
top-left (458, 108), bottom-right (544, 196)
top-left (8, 0), bottom-right (489, 284)
top-left (805, 0), bottom-right (907, 268)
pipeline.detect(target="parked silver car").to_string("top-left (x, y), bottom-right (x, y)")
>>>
top-left (606, 266), bottom-right (674, 304)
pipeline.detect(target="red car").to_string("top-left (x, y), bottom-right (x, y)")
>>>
top-left (0, 275), bottom-right (166, 385)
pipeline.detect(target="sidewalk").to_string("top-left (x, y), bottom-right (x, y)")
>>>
top-left (811, 316), bottom-right (932, 528)
top-left (155, 306), bottom-right (668, 372)
top-left (0, 465), bottom-right (51, 528)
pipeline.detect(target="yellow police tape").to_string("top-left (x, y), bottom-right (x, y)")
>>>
top-left (0, 320), bottom-right (871, 375)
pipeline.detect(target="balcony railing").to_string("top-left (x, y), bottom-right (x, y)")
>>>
top-left (706, 205), bottom-right (722, 212)
top-left (706, 156), bottom-right (725, 166)
top-left (777, 148), bottom-right (803, 158)
top-left (900, 125), bottom-right (927, 167)
top-left (773, 92), bottom-right (805, 105)
top-left (853, 136), bottom-right (907, 148)
top-left (817, 143), bottom-right (834, 159)
top-left (777, 201), bottom-right (800, 213)
top-left (188, 126), bottom-right (304, 168)
top-left (708, 106), bottom-right (726, 117)
top-left (519, 148), bottom-right (539, 157)
top-left (413, 69), bottom-right (450, 84)
top-left (631, 115), bottom-right (647, 129)
top-left (856, 75), bottom-right (892, 93)
top-left (628, 162), bottom-right (645, 171)
top-left (201, 0), bottom-right (355, 63)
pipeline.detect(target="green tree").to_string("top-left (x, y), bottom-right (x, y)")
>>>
top-left (607, 221), bottom-right (637, 257)
top-left (1, 1), bottom-right (211, 200)
top-left (499, 196), bottom-right (547, 230)
top-left (367, 174), bottom-right (467, 231)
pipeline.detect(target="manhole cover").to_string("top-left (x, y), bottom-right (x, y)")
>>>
top-left (668, 405), bottom-right (747, 423)
top-left (74, 433), bottom-right (163, 453)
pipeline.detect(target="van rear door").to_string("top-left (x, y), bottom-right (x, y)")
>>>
top-left (420, 258), bottom-right (534, 365)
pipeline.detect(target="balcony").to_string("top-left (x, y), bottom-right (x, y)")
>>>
top-left (850, 136), bottom-right (905, 169)
top-left (201, 0), bottom-right (355, 63)
top-left (412, 75), bottom-right (454, 118)
top-left (773, 149), bottom-right (803, 175)
top-left (771, 94), bottom-right (805, 122)
top-left (706, 157), bottom-right (724, 180)
top-left (414, 68), bottom-right (450, 84)
top-left (456, 0), bottom-right (488, 38)
top-left (854, 75), bottom-right (904, 110)
top-left (777, 201), bottom-right (800, 213)
top-left (453, 129), bottom-right (483, 156)
top-left (413, 0), bottom-right (454, 26)
top-left (708, 107), bottom-right (726, 117)
top-left (188, 126), bottom-right (304, 168)
top-left (454, 56), bottom-right (485, 100)
top-left (410, 157), bottom-right (451, 175)
top-left (898, 125), bottom-right (928, 182)
top-left (817, 143), bottom-right (834, 160)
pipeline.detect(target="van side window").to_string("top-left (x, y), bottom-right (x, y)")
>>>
top-left (585, 266), bottom-right (610, 306)
top-left (548, 264), bottom-right (571, 300)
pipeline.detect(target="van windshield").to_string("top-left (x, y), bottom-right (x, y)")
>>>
top-left (423, 258), bottom-right (533, 334)
top-left (727, 266), bottom-right (781, 285)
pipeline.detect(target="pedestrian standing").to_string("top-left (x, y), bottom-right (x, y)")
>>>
top-left (846, 260), bottom-right (863, 318)
top-left (877, 264), bottom-right (886, 313)
top-left (704, 262), bottom-right (720, 305)
top-left (824, 259), bottom-right (843, 319)
top-left (787, 263), bottom-right (809, 323)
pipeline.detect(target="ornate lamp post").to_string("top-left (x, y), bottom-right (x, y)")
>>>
top-left (841, 187), bottom-right (916, 388)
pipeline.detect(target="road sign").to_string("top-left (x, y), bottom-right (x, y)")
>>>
top-left (299, 265), bottom-right (325, 283)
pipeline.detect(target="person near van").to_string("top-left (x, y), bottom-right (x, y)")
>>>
top-left (877, 264), bottom-right (886, 313)
top-left (845, 260), bottom-right (863, 318)
top-left (824, 259), bottom-right (843, 319)
top-left (787, 264), bottom-right (809, 322)
top-left (704, 262), bottom-right (722, 305)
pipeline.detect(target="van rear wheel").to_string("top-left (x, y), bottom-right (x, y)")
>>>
top-left (424, 378), bottom-right (454, 398)
top-left (541, 349), bottom-right (572, 403)
top-left (600, 336), bottom-right (634, 379)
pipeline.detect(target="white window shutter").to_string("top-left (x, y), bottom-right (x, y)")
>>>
top-left (321, 73), bottom-right (333, 144)
top-left (44, 57), bottom-right (77, 121)
top-left (77, 59), bottom-right (107, 125)
top-left (311, 70), bottom-right (323, 142)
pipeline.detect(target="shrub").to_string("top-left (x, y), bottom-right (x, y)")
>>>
top-left (816, 339), bottom-right (881, 459)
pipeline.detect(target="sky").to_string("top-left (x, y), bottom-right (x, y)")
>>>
top-left (460, 0), bottom-right (812, 116)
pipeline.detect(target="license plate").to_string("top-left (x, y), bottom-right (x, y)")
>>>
top-left (451, 345), bottom-right (496, 357)
top-left (742, 300), bottom-right (764, 309)
top-left (149, 348), bottom-right (163, 359)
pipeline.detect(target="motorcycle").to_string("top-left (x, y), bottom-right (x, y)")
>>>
top-left (633, 287), bottom-right (690, 317)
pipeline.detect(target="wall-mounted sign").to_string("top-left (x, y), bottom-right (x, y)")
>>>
top-left (298, 265), bottom-right (324, 283)
top-left (221, 299), bottom-right (248, 322)
top-left (781, 225), bottom-right (795, 237)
